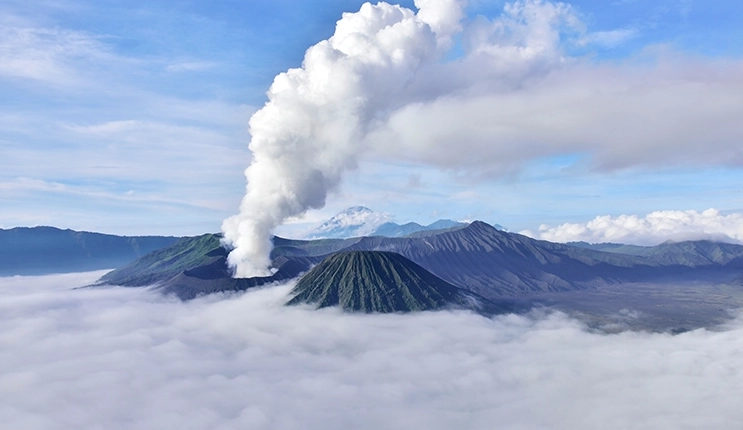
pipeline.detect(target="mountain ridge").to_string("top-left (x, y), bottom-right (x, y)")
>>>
top-left (96, 220), bottom-right (743, 303)
top-left (0, 226), bottom-right (179, 276)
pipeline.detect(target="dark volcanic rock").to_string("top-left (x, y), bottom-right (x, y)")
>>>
top-left (286, 250), bottom-right (506, 314)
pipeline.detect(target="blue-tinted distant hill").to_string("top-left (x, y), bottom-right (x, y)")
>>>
top-left (304, 206), bottom-right (477, 239)
top-left (568, 240), bottom-right (743, 267)
top-left (0, 226), bottom-right (179, 276)
top-left (372, 219), bottom-right (467, 237)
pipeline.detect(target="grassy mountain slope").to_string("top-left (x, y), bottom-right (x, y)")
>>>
top-left (287, 251), bottom-right (503, 313)
top-left (97, 234), bottom-right (317, 299)
top-left (98, 234), bottom-right (223, 286)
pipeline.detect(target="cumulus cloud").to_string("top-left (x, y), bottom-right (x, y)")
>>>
top-left (2, 272), bottom-right (743, 429)
top-left (223, 0), bottom-right (743, 276)
top-left (525, 208), bottom-right (743, 245)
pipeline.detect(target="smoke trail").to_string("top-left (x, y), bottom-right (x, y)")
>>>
top-left (222, 0), bottom-right (465, 277)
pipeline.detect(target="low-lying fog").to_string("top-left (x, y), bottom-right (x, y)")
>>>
top-left (1, 272), bottom-right (741, 429)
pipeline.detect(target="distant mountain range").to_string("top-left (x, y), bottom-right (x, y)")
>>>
top-left (304, 206), bottom-right (469, 239)
top-left (569, 240), bottom-right (743, 267)
top-left (8, 221), bottom-right (743, 326)
top-left (97, 221), bottom-right (743, 306)
top-left (0, 226), bottom-right (179, 276)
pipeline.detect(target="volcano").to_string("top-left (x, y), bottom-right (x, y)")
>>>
top-left (286, 250), bottom-right (506, 314)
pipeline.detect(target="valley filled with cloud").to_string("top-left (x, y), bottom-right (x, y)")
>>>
top-left (2, 272), bottom-right (741, 429)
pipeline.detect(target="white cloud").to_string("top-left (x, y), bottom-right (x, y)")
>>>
top-left (368, 53), bottom-right (743, 173)
top-left (580, 27), bottom-right (638, 47)
top-left (525, 208), bottom-right (743, 245)
top-left (2, 272), bottom-right (743, 429)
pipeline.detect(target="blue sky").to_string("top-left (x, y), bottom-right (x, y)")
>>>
top-left (2, 0), bottom-right (742, 239)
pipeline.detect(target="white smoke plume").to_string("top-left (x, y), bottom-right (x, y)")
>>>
top-left (222, 0), bottom-right (577, 276)
top-left (222, 0), bottom-right (465, 276)
top-left (525, 208), bottom-right (743, 245)
top-left (223, 0), bottom-right (743, 276)
top-left (3, 272), bottom-right (743, 429)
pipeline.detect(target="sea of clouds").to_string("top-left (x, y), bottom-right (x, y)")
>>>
top-left (1, 271), bottom-right (742, 429)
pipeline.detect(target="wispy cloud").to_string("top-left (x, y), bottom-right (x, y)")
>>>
top-left (579, 27), bottom-right (638, 47)
top-left (166, 61), bottom-right (219, 73)
top-left (0, 21), bottom-right (124, 87)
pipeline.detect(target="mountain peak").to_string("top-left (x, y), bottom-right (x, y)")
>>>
top-left (305, 207), bottom-right (392, 240)
top-left (286, 250), bottom-right (494, 313)
top-left (345, 206), bottom-right (373, 213)
top-left (462, 220), bottom-right (499, 234)
top-left (305, 207), bottom-right (471, 239)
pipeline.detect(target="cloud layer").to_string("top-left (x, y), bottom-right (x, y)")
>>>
top-left (526, 208), bottom-right (743, 245)
top-left (2, 271), bottom-right (743, 429)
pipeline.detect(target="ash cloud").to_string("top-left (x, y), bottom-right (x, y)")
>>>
top-left (223, 0), bottom-right (743, 276)
top-left (2, 272), bottom-right (743, 429)
top-left (526, 208), bottom-right (743, 245)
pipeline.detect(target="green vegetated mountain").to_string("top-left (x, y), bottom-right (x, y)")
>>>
top-left (287, 251), bottom-right (510, 314)
top-left (97, 233), bottom-right (311, 300)
top-left (0, 226), bottom-right (178, 276)
top-left (97, 234), bottom-right (224, 286)
top-left (96, 220), bottom-right (743, 307)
